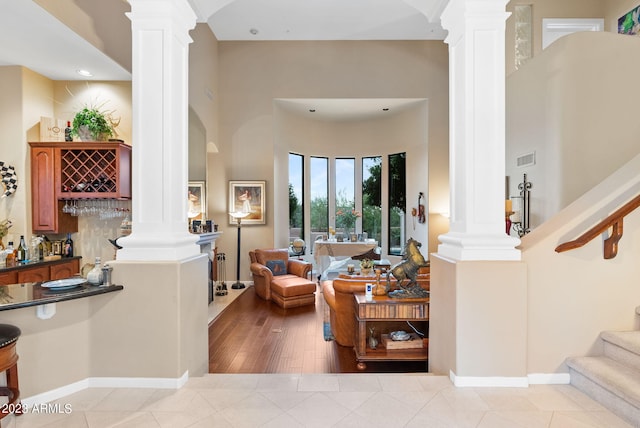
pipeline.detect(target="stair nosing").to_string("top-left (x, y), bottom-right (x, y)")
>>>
top-left (601, 331), bottom-right (640, 356)
top-left (567, 356), bottom-right (640, 408)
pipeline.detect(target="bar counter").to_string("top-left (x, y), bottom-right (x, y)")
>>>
top-left (0, 256), bottom-right (82, 274)
top-left (0, 281), bottom-right (123, 311)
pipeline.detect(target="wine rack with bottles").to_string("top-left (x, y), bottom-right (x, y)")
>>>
top-left (29, 142), bottom-right (132, 233)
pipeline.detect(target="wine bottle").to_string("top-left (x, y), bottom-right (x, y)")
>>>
top-left (17, 235), bottom-right (27, 262)
top-left (64, 233), bottom-right (74, 258)
top-left (65, 121), bottom-right (73, 141)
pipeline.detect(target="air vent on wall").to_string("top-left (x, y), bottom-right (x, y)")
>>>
top-left (516, 151), bottom-right (535, 168)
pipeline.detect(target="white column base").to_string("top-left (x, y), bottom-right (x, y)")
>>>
top-left (437, 232), bottom-right (521, 261)
top-left (116, 232), bottom-right (200, 261)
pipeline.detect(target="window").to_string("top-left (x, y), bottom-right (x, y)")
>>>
top-left (310, 156), bottom-right (328, 241)
top-left (291, 152), bottom-right (406, 256)
top-left (288, 153), bottom-right (303, 243)
top-left (335, 158), bottom-right (355, 234)
top-left (388, 152), bottom-right (406, 255)
top-left (362, 156), bottom-right (382, 243)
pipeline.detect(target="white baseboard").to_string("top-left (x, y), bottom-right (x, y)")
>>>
top-left (450, 370), bottom-right (529, 387)
top-left (528, 372), bottom-right (571, 384)
top-left (21, 371), bottom-right (189, 407)
top-left (449, 370), bottom-right (571, 387)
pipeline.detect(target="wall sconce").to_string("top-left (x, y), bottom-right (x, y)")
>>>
top-left (509, 173), bottom-right (532, 237)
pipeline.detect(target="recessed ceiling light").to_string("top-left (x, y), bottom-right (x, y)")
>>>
top-left (76, 69), bottom-right (93, 77)
top-left (249, 28), bottom-right (259, 35)
top-left (382, 108), bottom-right (389, 111)
top-left (309, 109), bottom-right (316, 113)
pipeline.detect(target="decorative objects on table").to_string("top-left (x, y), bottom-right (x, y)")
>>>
top-left (372, 269), bottom-right (388, 296)
top-left (359, 258), bottom-right (374, 276)
top-left (291, 238), bottom-right (306, 259)
top-left (229, 211), bottom-right (250, 289)
top-left (336, 208), bottom-right (361, 237)
top-left (71, 106), bottom-right (115, 141)
top-left (386, 238), bottom-right (429, 299)
top-left (509, 173), bottom-right (532, 237)
top-left (0, 162), bottom-right (17, 198)
top-left (368, 327), bottom-right (378, 350)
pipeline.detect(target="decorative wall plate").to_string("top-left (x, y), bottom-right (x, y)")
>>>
top-left (0, 162), bottom-right (17, 198)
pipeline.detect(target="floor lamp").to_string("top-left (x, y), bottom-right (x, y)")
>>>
top-left (229, 211), bottom-right (250, 289)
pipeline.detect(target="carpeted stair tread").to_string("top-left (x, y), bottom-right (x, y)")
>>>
top-left (601, 331), bottom-right (640, 357)
top-left (567, 356), bottom-right (640, 409)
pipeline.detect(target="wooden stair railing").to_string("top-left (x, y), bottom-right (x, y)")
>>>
top-left (555, 194), bottom-right (640, 259)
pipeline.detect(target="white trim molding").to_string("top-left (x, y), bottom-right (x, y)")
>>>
top-left (528, 372), bottom-right (571, 385)
top-left (450, 370), bottom-right (571, 387)
top-left (450, 370), bottom-right (529, 388)
top-left (21, 371), bottom-right (190, 407)
top-left (542, 18), bottom-right (604, 49)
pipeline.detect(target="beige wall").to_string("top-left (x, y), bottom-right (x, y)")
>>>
top-left (214, 41), bottom-right (449, 279)
top-left (0, 256), bottom-right (208, 398)
top-left (522, 153), bottom-right (640, 374)
top-left (506, 32), bottom-right (640, 227)
top-left (506, 0), bottom-right (604, 75)
top-left (430, 256), bottom-right (527, 379)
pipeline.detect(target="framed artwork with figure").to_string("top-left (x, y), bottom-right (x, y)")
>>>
top-left (229, 180), bottom-right (266, 225)
top-left (188, 181), bottom-right (206, 223)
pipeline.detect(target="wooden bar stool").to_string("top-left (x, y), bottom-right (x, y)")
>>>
top-left (0, 324), bottom-right (20, 420)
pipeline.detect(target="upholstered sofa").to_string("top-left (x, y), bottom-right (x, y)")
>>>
top-left (249, 248), bottom-right (316, 308)
top-left (322, 267), bottom-right (429, 347)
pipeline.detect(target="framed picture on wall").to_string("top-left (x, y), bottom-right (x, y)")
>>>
top-left (188, 181), bottom-right (206, 223)
top-left (619, 5), bottom-right (640, 35)
top-left (229, 180), bottom-right (266, 225)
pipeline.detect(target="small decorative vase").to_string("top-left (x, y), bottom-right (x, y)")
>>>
top-left (361, 268), bottom-right (372, 276)
top-left (77, 125), bottom-right (92, 141)
top-left (368, 327), bottom-right (378, 350)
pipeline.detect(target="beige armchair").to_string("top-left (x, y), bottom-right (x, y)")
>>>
top-left (249, 248), bottom-right (316, 308)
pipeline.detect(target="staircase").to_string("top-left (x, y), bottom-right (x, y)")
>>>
top-left (567, 329), bottom-right (640, 425)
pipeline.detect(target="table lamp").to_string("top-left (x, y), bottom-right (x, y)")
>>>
top-left (229, 211), bottom-right (250, 289)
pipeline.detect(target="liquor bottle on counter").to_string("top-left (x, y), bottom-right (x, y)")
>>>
top-left (65, 121), bottom-right (73, 141)
top-left (16, 235), bottom-right (27, 262)
top-left (37, 237), bottom-right (44, 261)
top-left (87, 257), bottom-right (103, 286)
top-left (5, 242), bottom-right (15, 266)
top-left (63, 233), bottom-right (73, 257)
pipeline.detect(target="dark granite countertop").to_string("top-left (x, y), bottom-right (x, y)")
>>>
top-left (0, 256), bottom-right (82, 273)
top-left (0, 280), bottom-right (123, 311)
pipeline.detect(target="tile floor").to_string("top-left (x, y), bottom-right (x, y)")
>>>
top-left (3, 373), bottom-right (632, 427)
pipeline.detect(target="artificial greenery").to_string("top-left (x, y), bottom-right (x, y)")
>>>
top-left (359, 258), bottom-right (374, 270)
top-left (71, 107), bottom-right (113, 140)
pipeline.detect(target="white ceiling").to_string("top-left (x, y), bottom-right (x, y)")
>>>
top-left (0, 0), bottom-right (449, 119)
top-left (0, 1), bottom-right (131, 81)
top-left (191, 0), bottom-right (449, 41)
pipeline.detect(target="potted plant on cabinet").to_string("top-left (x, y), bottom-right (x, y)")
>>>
top-left (71, 107), bottom-right (114, 141)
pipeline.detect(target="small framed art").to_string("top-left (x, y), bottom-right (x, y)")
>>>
top-left (229, 180), bottom-right (266, 225)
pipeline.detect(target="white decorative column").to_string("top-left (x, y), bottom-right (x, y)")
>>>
top-left (117, 0), bottom-right (199, 261)
top-left (437, 0), bottom-right (520, 261)
top-left (429, 0), bottom-right (528, 386)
